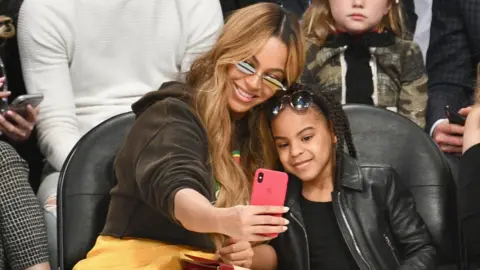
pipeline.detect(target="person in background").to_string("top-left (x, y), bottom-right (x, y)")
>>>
top-left (74, 3), bottom-right (304, 269)
top-left (0, 140), bottom-right (50, 270)
top-left (411, 0), bottom-right (432, 62)
top-left (220, 0), bottom-right (309, 18)
top-left (0, 0), bottom-right (43, 191)
top-left (426, 0), bottom-right (480, 155)
top-left (0, 15), bottom-right (50, 270)
top-left (252, 85), bottom-right (435, 270)
top-left (17, 0), bottom-right (224, 268)
top-left (301, 0), bottom-right (427, 127)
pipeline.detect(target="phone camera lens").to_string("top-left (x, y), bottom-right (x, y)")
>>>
top-left (258, 172), bottom-right (264, 183)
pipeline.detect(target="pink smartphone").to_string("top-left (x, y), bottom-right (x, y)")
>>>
top-left (250, 168), bottom-right (289, 237)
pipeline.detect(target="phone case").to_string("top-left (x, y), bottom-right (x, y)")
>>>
top-left (445, 106), bottom-right (466, 126)
top-left (250, 168), bottom-right (288, 237)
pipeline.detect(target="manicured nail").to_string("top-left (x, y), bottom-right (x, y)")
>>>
top-left (284, 219), bottom-right (290, 225)
top-left (283, 207), bottom-right (290, 212)
top-left (282, 226), bottom-right (288, 231)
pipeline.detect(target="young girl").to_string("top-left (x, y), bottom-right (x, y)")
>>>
top-left (301, 0), bottom-right (427, 127)
top-left (74, 3), bottom-right (304, 270)
top-left (256, 84), bottom-right (435, 269)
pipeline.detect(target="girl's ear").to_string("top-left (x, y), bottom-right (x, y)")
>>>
top-left (328, 121), bottom-right (337, 144)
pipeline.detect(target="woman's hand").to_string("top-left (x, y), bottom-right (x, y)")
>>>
top-left (218, 238), bottom-right (254, 268)
top-left (0, 78), bottom-right (39, 142)
top-left (216, 205), bottom-right (289, 242)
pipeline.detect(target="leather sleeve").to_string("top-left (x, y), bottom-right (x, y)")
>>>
top-left (114, 98), bottom-right (213, 223)
top-left (385, 169), bottom-right (437, 269)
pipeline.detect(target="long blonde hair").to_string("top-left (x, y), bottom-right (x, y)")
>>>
top-left (302, 0), bottom-right (406, 46)
top-left (0, 16), bottom-right (15, 40)
top-left (186, 2), bottom-right (304, 236)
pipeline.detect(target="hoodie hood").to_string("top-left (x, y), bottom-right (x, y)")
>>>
top-left (132, 81), bottom-right (195, 117)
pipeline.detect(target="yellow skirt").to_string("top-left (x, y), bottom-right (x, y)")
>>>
top-left (73, 236), bottom-right (216, 270)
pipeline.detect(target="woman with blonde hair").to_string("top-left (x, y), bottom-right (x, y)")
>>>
top-left (301, 0), bottom-right (428, 127)
top-left (74, 3), bottom-right (304, 269)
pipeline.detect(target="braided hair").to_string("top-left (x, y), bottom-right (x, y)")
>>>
top-left (259, 83), bottom-right (357, 189)
top-left (302, 84), bottom-right (357, 188)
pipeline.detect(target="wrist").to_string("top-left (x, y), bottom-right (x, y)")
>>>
top-left (212, 207), bottom-right (232, 235)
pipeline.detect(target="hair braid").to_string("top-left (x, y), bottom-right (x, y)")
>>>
top-left (303, 86), bottom-right (357, 188)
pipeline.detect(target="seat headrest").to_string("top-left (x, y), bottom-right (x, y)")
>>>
top-left (58, 112), bottom-right (135, 270)
top-left (344, 104), bottom-right (458, 264)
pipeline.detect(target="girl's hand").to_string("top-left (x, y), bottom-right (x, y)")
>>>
top-left (218, 238), bottom-right (254, 268)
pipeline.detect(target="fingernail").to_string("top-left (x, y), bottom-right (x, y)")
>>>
top-left (284, 219), bottom-right (290, 225)
top-left (282, 226), bottom-right (288, 231)
top-left (6, 111), bottom-right (12, 116)
top-left (283, 207), bottom-right (290, 212)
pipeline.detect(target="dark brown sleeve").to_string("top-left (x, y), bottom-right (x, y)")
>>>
top-left (115, 99), bottom-right (213, 223)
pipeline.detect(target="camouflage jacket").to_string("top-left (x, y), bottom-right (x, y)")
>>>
top-left (301, 37), bottom-right (428, 127)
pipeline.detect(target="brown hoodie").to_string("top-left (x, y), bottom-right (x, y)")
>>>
top-left (102, 81), bottom-right (216, 251)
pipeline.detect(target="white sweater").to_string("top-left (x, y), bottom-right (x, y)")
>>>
top-left (17, 0), bottom-right (223, 171)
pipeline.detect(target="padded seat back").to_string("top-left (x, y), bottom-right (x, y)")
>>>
top-left (57, 112), bottom-right (135, 270)
top-left (344, 104), bottom-right (459, 265)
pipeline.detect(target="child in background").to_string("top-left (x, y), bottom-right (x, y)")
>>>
top-left (301, 0), bottom-right (427, 127)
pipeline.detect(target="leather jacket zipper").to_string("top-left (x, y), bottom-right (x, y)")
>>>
top-left (336, 191), bottom-right (372, 270)
top-left (383, 233), bottom-right (400, 265)
top-left (290, 212), bottom-right (310, 270)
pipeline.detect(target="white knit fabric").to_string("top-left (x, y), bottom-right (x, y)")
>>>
top-left (17, 0), bottom-right (223, 170)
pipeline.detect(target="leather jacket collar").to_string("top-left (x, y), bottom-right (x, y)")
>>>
top-left (275, 154), bottom-right (436, 270)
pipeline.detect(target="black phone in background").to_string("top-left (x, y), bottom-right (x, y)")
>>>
top-left (445, 105), bottom-right (466, 126)
top-left (0, 57), bottom-right (9, 115)
top-left (0, 57), bottom-right (7, 92)
top-left (0, 98), bottom-right (8, 115)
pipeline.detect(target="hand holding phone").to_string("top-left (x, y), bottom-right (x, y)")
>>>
top-left (6, 93), bottom-right (44, 116)
top-left (250, 168), bottom-right (289, 238)
top-left (445, 105), bottom-right (466, 126)
top-left (216, 169), bottom-right (289, 242)
top-left (0, 94), bottom-right (42, 141)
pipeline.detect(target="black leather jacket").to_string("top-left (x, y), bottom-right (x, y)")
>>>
top-left (271, 155), bottom-right (437, 270)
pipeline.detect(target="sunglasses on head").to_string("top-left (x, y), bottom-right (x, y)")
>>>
top-left (235, 61), bottom-right (286, 92)
top-left (268, 90), bottom-right (314, 119)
